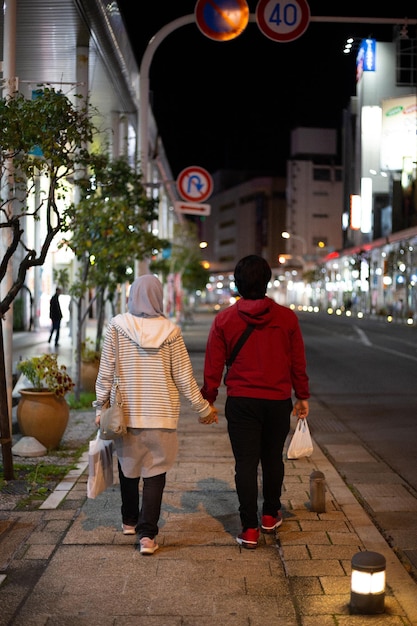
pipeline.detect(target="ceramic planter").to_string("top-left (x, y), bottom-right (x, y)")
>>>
top-left (80, 360), bottom-right (100, 393)
top-left (17, 389), bottom-right (70, 449)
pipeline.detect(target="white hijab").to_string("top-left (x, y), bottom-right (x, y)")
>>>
top-left (127, 275), bottom-right (164, 318)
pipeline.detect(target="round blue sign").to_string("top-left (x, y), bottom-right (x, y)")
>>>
top-left (195, 0), bottom-right (250, 42)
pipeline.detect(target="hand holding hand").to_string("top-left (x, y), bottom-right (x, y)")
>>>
top-left (198, 404), bottom-right (218, 425)
top-left (293, 399), bottom-right (309, 419)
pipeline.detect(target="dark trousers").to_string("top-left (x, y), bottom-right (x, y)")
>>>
top-left (117, 461), bottom-right (166, 539)
top-left (48, 319), bottom-right (61, 345)
top-left (225, 396), bottom-right (292, 530)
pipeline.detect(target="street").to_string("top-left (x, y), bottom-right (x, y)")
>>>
top-left (298, 310), bottom-right (417, 576)
top-left (298, 311), bottom-right (417, 490)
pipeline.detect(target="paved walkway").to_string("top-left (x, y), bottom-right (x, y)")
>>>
top-left (1, 315), bottom-right (416, 624)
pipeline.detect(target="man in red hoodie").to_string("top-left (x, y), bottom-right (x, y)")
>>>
top-left (201, 255), bottom-right (310, 549)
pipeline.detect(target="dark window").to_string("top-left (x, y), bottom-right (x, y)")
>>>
top-left (396, 37), bottom-right (417, 87)
top-left (313, 168), bottom-right (331, 181)
top-left (219, 202), bottom-right (236, 212)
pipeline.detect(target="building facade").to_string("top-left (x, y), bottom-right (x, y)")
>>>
top-left (200, 131), bottom-right (344, 308)
top-left (317, 34), bottom-right (417, 318)
top-left (285, 127), bottom-right (344, 261)
top-left (200, 32), bottom-right (417, 318)
top-left (199, 171), bottom-right (286, 304)
top-left (0, 0), bottom-right (177, 329)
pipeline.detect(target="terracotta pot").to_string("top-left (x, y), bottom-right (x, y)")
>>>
top-left (17, 389), bottom-right (70, 449)
top-left (81, 360), bottom-right (100, 393)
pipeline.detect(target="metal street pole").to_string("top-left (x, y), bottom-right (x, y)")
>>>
top-left (138, 11), bottom-right (263, 181)
top-left (139, 15), bottom-right (195, 187)
top-left (137, 15), bottom-right (195, 278)
top-left (282, 231), bottom-right (307, 257)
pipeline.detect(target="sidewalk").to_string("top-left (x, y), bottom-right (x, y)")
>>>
top-left (1, 316), bottom-right (417, 624)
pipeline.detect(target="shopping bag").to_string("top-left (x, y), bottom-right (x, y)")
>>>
top-left (287, 418), bottom-right (313, 459)
top-left (87, 432), bottom-right (114, 499)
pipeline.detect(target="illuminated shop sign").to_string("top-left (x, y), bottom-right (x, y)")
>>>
top-left (381, 95), bottom-right (417, 170)
top-left (356, 39), bottom-right (376, 81)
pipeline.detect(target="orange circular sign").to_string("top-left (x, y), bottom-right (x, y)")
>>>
top-left (195, 0), bottom-right (250, 42)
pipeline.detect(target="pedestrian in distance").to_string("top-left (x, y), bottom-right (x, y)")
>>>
top-left (94, 275), bottom-right (218, 555)
top-left (201, 255), bottom-right (310, 549)
top-left (48, 287), bottom-right (63, 346)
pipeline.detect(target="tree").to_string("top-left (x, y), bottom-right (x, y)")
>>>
top-left (0, 88), bottom-right (97, 479)
top-left (150, 220), bottom-right (210, 317)
top-left (60, 154), bottom-right (169, 400)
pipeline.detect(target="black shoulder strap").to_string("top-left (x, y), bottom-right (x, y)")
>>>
top-left (226, 324), bottom-right (255, 367)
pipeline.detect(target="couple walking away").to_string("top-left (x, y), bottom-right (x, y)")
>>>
top-left (95, 255), bottom-right (310, 554)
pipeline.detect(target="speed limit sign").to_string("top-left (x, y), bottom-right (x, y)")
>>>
top-left (256, 0), bottom-right (311, 43)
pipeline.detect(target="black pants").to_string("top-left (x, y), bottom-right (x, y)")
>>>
top-left (48, 319), bottom-right (61, 345)
top-left (118, 461), bottom-right (166, 540)
top-left (225, 396), bottom-right (292, 530)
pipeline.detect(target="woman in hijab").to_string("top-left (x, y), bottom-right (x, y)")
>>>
top-left (95, 275), bottom-right (217, 555)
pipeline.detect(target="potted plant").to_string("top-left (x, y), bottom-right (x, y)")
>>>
top-left (16, 354), bottom-right (75, 449)
top-left (80, 338), bottom-right (101, 393)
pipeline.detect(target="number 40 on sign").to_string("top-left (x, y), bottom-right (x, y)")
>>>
top-left (255, 0), bottom-right (311, 43)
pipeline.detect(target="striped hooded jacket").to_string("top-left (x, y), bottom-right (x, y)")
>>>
top-left (95, 312), bottom-right (211, 429)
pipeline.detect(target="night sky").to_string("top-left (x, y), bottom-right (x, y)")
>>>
top-left (117, 0), bottom-right (416, 178)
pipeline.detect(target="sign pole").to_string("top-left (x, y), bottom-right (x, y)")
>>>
top-left (137, 15), bottom-right (194, 278)
top-left (139, 15), bottom-right (195, 188)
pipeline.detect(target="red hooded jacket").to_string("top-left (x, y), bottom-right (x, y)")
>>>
top-left (201, 296), bottom-right (310, 405)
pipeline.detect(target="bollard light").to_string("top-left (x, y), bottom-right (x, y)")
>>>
top-left (350, 551), bottom-right (386, 615)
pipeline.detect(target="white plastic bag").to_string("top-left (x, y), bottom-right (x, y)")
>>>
top-left (287, 418), bottom-right (313, 459)
top-left (87, 432), bottom-right (114, 499)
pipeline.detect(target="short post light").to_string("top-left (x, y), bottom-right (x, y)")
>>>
top-left (350, 551), bottom-right (386, 615)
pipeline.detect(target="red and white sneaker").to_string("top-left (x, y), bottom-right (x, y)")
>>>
top-left (236, 527), bottom-right (260, 549)
top-left (261, 512), bottom-right (283, 534)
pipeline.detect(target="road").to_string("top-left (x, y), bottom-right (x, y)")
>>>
top-left (298, 310), bottom-right (417, 578)
top-left (299, 312), bottom-right (417, 489)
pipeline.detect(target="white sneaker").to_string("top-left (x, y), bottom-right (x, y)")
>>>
top-left (139, 537), bottom-right (159, 555)
top-left (122, 524), bottom-right (136, 535)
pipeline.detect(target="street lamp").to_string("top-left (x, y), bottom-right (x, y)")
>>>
top-left (350, 551), bottom-right (386, 614)
top-left (281, 231), bottom-right (307, 256)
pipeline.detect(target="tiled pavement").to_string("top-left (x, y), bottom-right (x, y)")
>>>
top-left (1, 317), bottom-right (416, 624)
